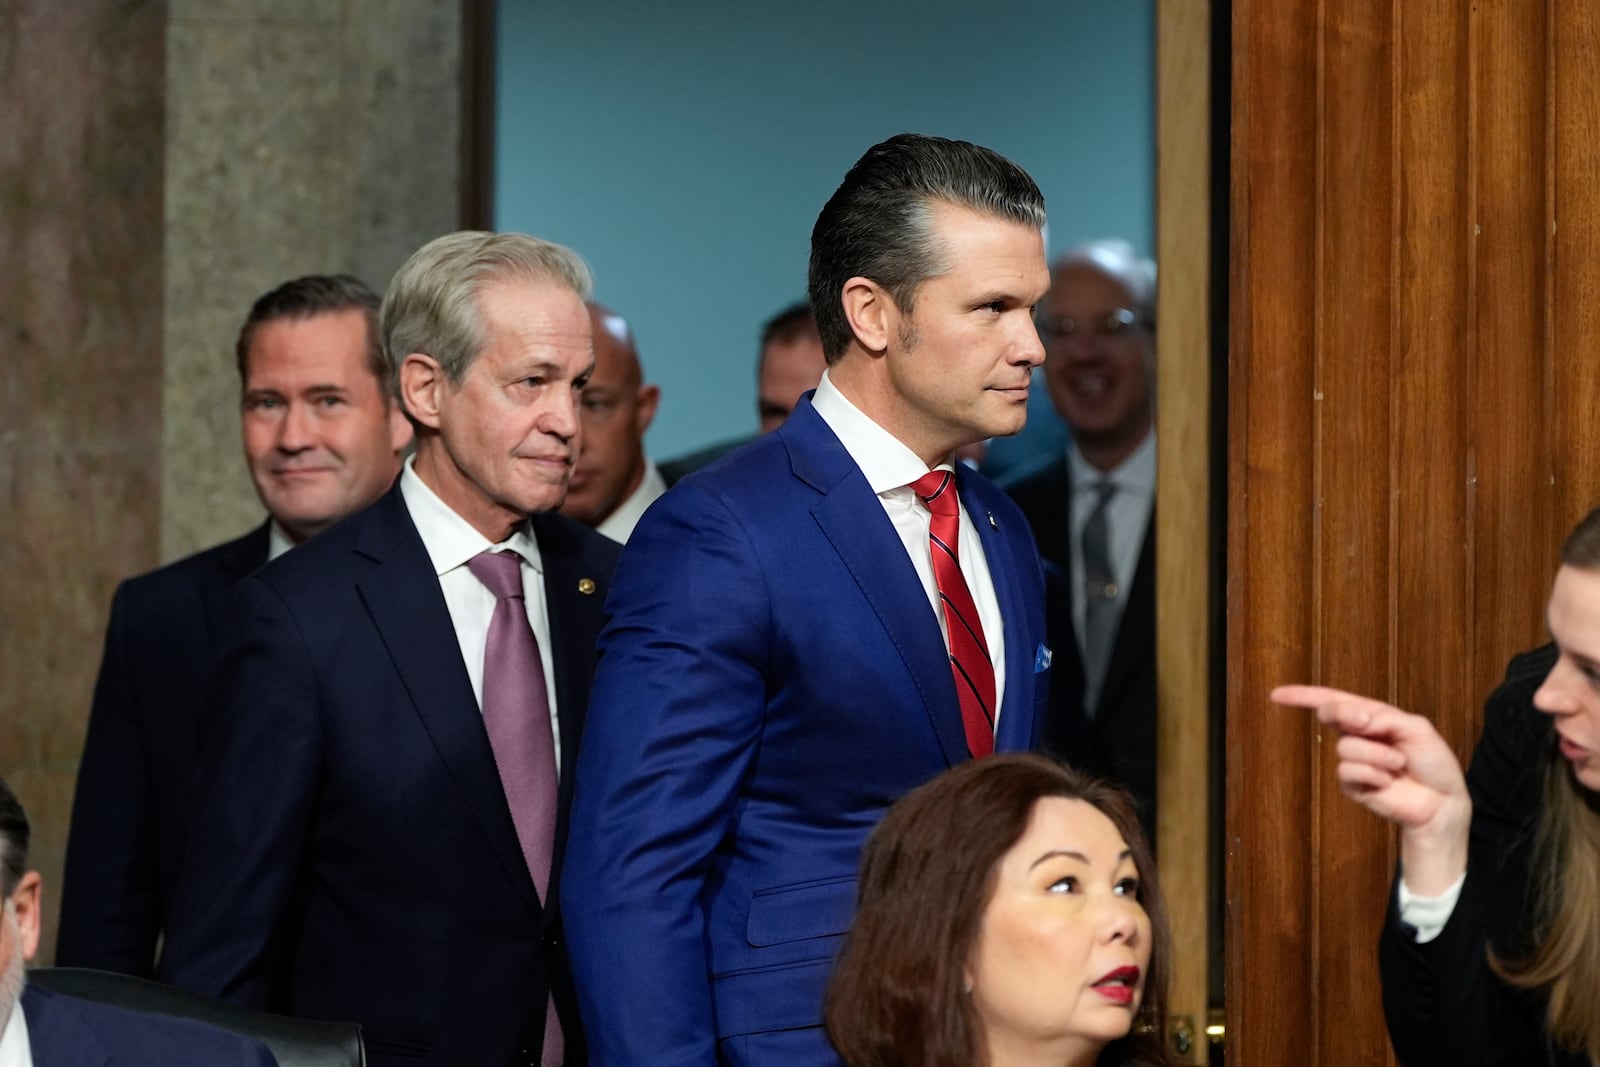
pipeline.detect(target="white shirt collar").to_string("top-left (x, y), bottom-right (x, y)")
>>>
top-left (0, 989), bottom-right (31, 1067)
top-left (809, 371), bottom-right (942, 494)
top-left (399, 456), bottom-right (543, 576)
top-left (267, 522), bottom-right (296, 561)
top-left (595, 460), bottom-right (668, 544)
top-left (1067, 429), bottom-right (1156, 496)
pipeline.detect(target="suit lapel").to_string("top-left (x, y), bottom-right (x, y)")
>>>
top-left (785, 406), bottom-right (974, 768)
top-left (200, 522), bottom-right (270, 639)
top-left (958, 471), bottom-right (1038, 751)
top-left (529, 512), bottom-right (609, 920)
top-left (1097, 513), bottom-right (1155, 716)
top-left (352, 489), bottom-right (540, 912)
top-left (1027, 459), bottom-right (1075, 573)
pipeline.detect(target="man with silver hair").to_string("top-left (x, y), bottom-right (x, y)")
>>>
top-left (1006, 238), bottom-right (1159, 835)
top-left (162, 232), bottom-right (622, 1067)
top-left (0, 778), bottom-right (275, 1064)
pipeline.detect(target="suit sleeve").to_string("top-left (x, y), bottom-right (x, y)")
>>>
top-left (561, 480), bottom-right (771, 1067)
top-left (1379, 646), bottom-right (1555, 1065)
top-left (159, 576), bottom-right (321, 1008)
top-left (56, 582), bottom-right (163, 976)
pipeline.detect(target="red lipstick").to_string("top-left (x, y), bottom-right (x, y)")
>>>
top-left (1092, 966), bottom-right (1141, 1005)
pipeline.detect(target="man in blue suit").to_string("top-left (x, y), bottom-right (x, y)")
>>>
top-left (562, 133), bottom-right (1054, 1066)
top-left (161, 233), bottom-right (621, 1067)
top-left (58, 274), bottom-right (410, 977)
top-left (0, 779), bottom-right (276, 1066)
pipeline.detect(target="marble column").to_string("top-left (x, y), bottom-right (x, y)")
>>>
top-left (1, 0), bottom-right (464, 963)
top-left (164, 0), bottom-right (462, 556)
top-left (0, 0), bottom-right (168, 966)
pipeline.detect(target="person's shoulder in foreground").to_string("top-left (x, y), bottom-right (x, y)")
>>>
top-left (21, 984), bottom-right (277, 1067)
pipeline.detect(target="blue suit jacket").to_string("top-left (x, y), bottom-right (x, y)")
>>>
top-left (561, 400), bottom-right (1049, 1066)
top-left (20, 985), bottom-right (276, 1067)
top-left (58, 524), bottom-right (270, 977)
top-left (160, 485), bottom-right (620, 1067)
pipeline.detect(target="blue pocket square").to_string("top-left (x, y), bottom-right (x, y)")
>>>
top-left (1034, 644), bottom-right (1053, 672)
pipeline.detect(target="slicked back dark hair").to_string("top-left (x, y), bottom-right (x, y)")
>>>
top-left (0, 778), bottom-right (29, 899)
top-left (807, 133), bottom-right (1046, 364)
top-left (234, 273), bottom-right (385, 392)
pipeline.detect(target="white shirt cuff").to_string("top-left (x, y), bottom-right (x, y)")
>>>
top-left (1396, 871), bottom-right (1466, 944)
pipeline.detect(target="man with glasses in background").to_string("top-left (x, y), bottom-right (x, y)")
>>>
top-left (1006, 238), bottom-right (1158, 837)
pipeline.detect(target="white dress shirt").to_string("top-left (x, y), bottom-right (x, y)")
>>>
top-left (0, 996), bottom-right (31, 1067)
top-left (267, 522), bottom-right (296, 562)
top-left (1067, 431), bottom-right (1155, 704)
top-left (1397, 870), bottom-right (1465, 943)
top-left (810, 371), bottom-right (1007, 721)
top-left (595, 460), bottom-right (668, 544)
top-left (399, 458), bottom-right (563, 771)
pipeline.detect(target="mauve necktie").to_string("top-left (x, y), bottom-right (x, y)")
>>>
top-left (467, 548), bottom-right (563, 1067)
top-left (911, 470), bottom-right (996, 758)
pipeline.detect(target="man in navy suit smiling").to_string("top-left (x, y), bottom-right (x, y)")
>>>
top-left (58, 274), bottom-right (410, 978)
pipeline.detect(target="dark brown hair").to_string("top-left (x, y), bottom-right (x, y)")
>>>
top-left (234, 273), bottom-right (383, 390)
top-left (0, 777), bottom-right (29, 899)
top-left (807, 133), bottom-right (1045, 364)
top-left (825, 754), bottom-right (1174, 1067)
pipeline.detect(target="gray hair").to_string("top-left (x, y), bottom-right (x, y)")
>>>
top-left (808, 133), bottom-right (1046, 364)
top-left (1052, 238), bottom-right (1157, 323)
top-left (381, 231), bottom-right (594, 393)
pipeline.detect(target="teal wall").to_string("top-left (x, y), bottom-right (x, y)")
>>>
top-left (495, 0), bottom-right (1154, 465)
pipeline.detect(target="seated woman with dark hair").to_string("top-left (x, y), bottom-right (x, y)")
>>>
top-left (825, 753), bottom-right (1175, 1067)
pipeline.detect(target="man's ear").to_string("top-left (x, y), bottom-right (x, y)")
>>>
top-left (840, 277), bottom-right (894, 355)
top-left (9, 871), bottom-right (41, 962)
top-left (399, 353), bottom-right (447, 431)
top-left (634, 384), bottom-right (661, 436)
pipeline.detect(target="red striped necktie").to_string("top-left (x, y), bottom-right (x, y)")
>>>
top-left (911, 470), bottom-right (996, 758)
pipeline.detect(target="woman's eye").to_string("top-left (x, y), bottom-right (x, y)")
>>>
top-left (1115, 877), bottom-right (1141, 897)
top-left (1048, 876), bottom-right (1078, 894)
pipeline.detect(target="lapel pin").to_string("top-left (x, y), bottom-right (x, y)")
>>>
top-left (578, 578), bottom-right (596, 595)
top-left (987, 512), bottom-right (997, 530)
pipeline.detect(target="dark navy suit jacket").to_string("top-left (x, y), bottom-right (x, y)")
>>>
top-left (562, 398), bottom-right (1049, 1067)
top-left (1004, 457), bottom-right (1157, 835)
top-left (58, 524), bottom-right (270, 977)
top-left (160, 485), bottom-right (619, 1067)
top-left (19, 985), bottom-right (276, 1067)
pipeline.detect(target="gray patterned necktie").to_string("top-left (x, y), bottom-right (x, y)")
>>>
top-left (1081, 480), bottom-right (1119, 716)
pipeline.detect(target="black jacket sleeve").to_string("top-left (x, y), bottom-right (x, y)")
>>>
top-left (1378, 644), bottom-right (1575, 1066)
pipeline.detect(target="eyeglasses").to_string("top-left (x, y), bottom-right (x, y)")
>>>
top-left (1036, 307), bottom-right (1149, 343)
